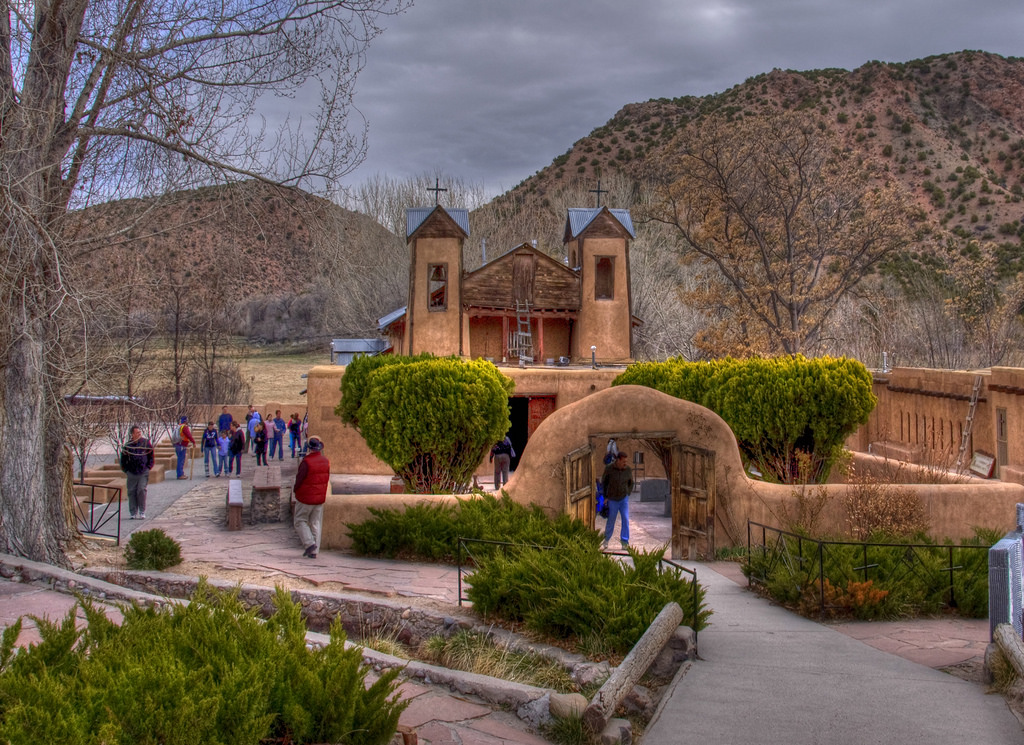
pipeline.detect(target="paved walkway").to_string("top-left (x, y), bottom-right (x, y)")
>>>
top-left (21, 459), bottom-right (1023, 742)
top-left (643, 563), bottom-right (1022, 745)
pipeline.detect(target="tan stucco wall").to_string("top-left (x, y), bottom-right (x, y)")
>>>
top-left (408, 236), bottom-right (463, 356)
top-left (572, 237), bottom-right (631, 363)
top-left (316, 382), bottom-right (1024, 549)
top-left (305, 364), bottom-right (624, 476)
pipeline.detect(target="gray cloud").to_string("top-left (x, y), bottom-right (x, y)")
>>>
top-left (342, 0), bottom-right (1024, 197)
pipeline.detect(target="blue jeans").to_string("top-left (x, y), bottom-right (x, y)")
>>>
top-left (175, 444), bottom-right (188, 478)
top-left (270, 434), bottom-right (284, 460)
top-left (289, 432), bottom-right (300, 457)
top-left (604, 497), bottom-right (630, 544)
top-left (218, 453), bottom-right (229, 475)
top-left (228, 451), bottom-right (242, 475)
top-left (204, 446), bottom-right (218, 475)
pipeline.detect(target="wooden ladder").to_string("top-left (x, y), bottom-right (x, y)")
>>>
top-left (955, 374), bottom-right (984, 471)
top-left (514, 301), bottom-right (532, 361)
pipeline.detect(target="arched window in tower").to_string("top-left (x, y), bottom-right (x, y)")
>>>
top-left (428, 263), bottom-right (448, 310)
top-left (595, 256), bottom-right (614, 300)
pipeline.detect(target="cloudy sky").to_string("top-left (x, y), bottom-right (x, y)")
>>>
top-left (342, 0), bottom-right (1023, 198)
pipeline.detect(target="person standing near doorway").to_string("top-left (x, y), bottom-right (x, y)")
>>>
top-left (489, 435), bottom-right (515, 489)
top-left (601, 451), bottom-right (633, 550)
top-left (293, 436), bottom-right (330, 559)
top-left (120, 426), bottom-right (154, 519)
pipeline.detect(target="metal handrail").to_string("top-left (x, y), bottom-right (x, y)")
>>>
top-left (457, 536), bottom-right (701, 644)
top-left (746, 520), bottom-right (988, 617)
top-left (73, 482), bottom-right (122, 545)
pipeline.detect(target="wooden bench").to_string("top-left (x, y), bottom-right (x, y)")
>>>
top-left (226, 479), bottom-right (244, 530)
top-left (250, 465), bottom-right (284, 523)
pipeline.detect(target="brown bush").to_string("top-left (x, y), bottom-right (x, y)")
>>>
top-left (843, 474), bottom-right (929, 539)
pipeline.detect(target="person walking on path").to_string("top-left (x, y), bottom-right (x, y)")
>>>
top-left (217, 406), bottom-right (233, 434)
top-left (288, 413), bottom-right (302, 458)
top-left (120, 426), bottom-right (154, 519)
top-left (489, 435), bottom-right (515, 489)
top-left (601, 451), bottom-right (633, 550)
top-left (247, 408), bottom-right (262, 454)
top-left (174, 416), bottom-right (195, 479)
top-left (253, 421), bottom-right (268, 466)
top-left (269, 410), bottom-right (286, 461)
top-left (201, 421), bottom-right (220, 477)
top-left (228, 421), bottom-right (246, 475)
top-left (293, 436), bottom-right (330, 559)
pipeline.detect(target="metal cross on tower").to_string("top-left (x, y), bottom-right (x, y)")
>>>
top-left (427, 177), bottom-right (448, 206)
top-left (589, 179), bottom-right (607, 208)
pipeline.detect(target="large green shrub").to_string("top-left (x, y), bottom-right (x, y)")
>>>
top-left (467, 540), bottom-right (710, 655)
top-left (0, 582), bottom-right (405, 745)
top-left (614, 355), bottom-right (875, 482)
top-left (341, 356), bottom-right (514, 493)
top-left (335, 352), bottom-right (435, 432)
top-left (348, 492), bottom-right (596, 562)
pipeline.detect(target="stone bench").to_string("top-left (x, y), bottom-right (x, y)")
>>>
top-left (226, 479), bottom-right (244, 531)
top-left (251, 465), bottom-right (284, 523)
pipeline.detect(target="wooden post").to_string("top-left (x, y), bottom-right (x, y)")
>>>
top-left (583, 602), bottom-right (684, 733)
top-left (994, 624), bottom-right (1024, 678)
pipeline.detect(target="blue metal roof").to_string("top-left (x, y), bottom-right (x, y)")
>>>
top-left (406, 206), bottom-right (470, 239)
top-left (377, 305), bottom-right (407, 331)
top-left (566, 207), bottom-right (635, 239)
top-left (331, 338), bottom-right (388, 354)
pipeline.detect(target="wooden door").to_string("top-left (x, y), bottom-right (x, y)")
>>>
top-left (670, 440), bottom-right (716, 560)
top-left (564, 444), bottom-right (594, 526)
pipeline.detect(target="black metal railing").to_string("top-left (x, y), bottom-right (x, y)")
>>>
top-left (457, 537), bottom-right (701, 642)
top-left (746, 520), bottom-right (989, 617)
top-left (73, 483), bottom-right (122, 545)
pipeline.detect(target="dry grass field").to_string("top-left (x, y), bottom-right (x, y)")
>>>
top-left (239, 350), bottom-right (331, 405)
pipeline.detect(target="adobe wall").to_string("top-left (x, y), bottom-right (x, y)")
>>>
top-left (304, 364), bottom-right (624, 476)
top-left (851, 366), bottom-right (1024, 486)
top-left (317, 383), bottom-right (1024, 549)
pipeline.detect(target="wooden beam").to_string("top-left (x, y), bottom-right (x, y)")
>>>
top-left (994, 624), bottom-right (1024, 679)
top-left (583, 602), bottom-right (684, 733)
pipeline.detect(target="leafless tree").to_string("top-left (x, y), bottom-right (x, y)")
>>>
top-left (0, 0), bottom-right (410, 564)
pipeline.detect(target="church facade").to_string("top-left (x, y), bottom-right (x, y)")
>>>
top-left (379, 204), bottom-right (639, 365)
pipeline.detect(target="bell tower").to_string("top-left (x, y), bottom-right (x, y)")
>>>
top-left (405, 205), bottom-right (469, 356)
top-left (564, 207), bottom-right (635, 363)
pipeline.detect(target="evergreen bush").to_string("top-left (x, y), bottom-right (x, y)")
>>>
top-left (124, 528), bottom-right (182, 570)
top-left (466, 540), bottom-right (710, 655)
top-left (614, 355), bottom-right (876, 483)
top-left (337, 355), bottom-right (514, 493)
top-left (348, 492), bottom-right (596, 562)
top-left (0, 582), bottom-right (405, 745)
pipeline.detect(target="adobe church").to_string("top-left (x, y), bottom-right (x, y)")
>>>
top-left (378, 204), bottom-right (639, 365)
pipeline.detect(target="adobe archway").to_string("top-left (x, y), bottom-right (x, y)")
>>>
top-left (502, 385), bottom-right (753, 555)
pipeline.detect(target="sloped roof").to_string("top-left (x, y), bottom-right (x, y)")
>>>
top-left (565, 207), bottom-right (635, 240)
top-left (378, 305), bottom-right (407, 331)
top-left (406, 206), bottom-right (470, 239)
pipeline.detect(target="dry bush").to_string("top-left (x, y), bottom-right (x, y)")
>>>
top-left (777, 483), bottom-right (833, 536)
top-left (843, 474), bottom-right (929, 540)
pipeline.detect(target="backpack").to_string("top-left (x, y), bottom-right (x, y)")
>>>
top-left (170, 425), bottom-right (183, 445)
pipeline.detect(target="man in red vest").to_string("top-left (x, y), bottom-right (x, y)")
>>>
top-left (293, 436), bottom-right (330, 559)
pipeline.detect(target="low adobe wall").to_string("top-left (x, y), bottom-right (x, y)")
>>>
top-left (318, 384), bottom-right (1024, 549)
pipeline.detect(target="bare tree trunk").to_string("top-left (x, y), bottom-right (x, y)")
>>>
top-left (0, 289), bottom-right (74, 566)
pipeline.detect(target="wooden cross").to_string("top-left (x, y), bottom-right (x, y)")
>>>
top-left (590, 179), bottom-right (607, 208)
top-left (427, 177), bottom-right (448, 206)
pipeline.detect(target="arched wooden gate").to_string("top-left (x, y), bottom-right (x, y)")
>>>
top-left (564, 436), bottom-right (716, 559)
